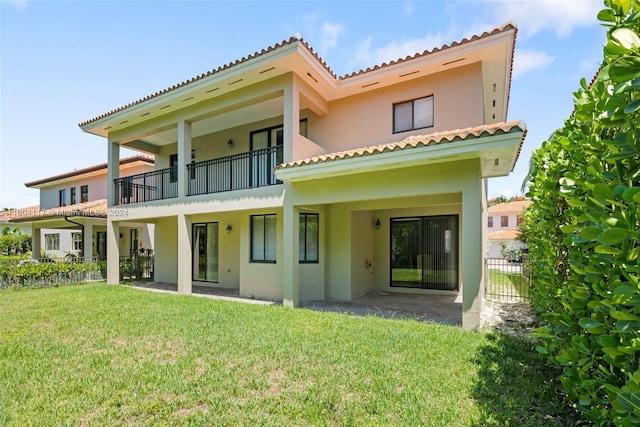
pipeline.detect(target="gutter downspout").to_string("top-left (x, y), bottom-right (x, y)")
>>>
top-left (64, 216), bottom-right (84, 260)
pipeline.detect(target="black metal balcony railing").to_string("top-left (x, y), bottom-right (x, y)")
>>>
top-left (113, 146), bottom-right (283, 205)
top-left (114, 167), bottom-right (178, 205)
top-left (188, 145), bottom-right (283, 196)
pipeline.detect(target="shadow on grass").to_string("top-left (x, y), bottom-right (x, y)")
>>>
top-left (471, 332), bottom-right (580, 426)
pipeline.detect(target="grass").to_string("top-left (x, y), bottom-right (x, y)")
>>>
top-left (487, 268), bottom-right (530, 300)
top-left (0, 283), bottom-right (575, 426)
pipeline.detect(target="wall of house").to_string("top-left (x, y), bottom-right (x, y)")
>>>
top-left (310, 63), bottom-right (483, 155)
top-left (154, 217), bottom-right (178, 283)
top-left (350, 210), bottom-right (375, 299)
top-left (39, 162), bottom-right (154, 209)
top-left (487, 212), bottom-right (521, 232)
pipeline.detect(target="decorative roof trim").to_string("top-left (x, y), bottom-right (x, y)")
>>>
top-left (79, 23), bottom-right (517, 128)
top-left (5, 200), bottom-right (107, 223)
top-left (24, 154), bottom-right (154, 188)
top-left (277, 120), bottom-right (527, 170)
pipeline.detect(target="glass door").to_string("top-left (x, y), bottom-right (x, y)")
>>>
top-left (250, 126), bottom-right (283, 187)
top-left (193, 223), bottom-right (219, 282)
top-left (390, 215), bottom-right (458, 290)
top-left (96, 231), bottom-right (107, 260)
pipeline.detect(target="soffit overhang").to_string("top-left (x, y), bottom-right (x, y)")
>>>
top-left (275, 120), bottom-right (526, 182)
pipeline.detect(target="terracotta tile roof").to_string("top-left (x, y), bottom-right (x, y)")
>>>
top-left (25, 154), bottom-right (154, 188)
top-left (488, 200), bottom-right (532, 214)
top-left (79, 22), bottom-right (517, 128)
top-left (488, 229), bottom-right (521, 240)
top-left (5, 200), bottom-right (107, 223)
top-left (277, 120), bottom-right (526, 170)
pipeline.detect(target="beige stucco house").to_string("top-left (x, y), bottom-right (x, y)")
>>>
top-left (7, 156), bottom-right (155, 259)
top-left (487, 199), bottom-right (531, 259)
top-left (79, 23), bottom-right (526, 328)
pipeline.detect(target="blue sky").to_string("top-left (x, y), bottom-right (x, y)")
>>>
top-left (1, 0), bottom-right (605, 209)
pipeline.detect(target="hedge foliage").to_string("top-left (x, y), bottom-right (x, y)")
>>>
top-left (522, 0), bottom-right (640, 424)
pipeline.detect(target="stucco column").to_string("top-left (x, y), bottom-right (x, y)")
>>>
top-left (84, 221), bottom-right (94, 261)
top-left (106, 219), bottom-right (120, 284)
top-left (32, 227), bottom-right (41, 259)
top-left (107, 139), bottom-right (120, 206)
top-left (177, 120), bottom-right (192, 199)
top-left (283, 77), bottom-right (300, 163)
top-left (461, 165), bottom-right (484, 329)
top-left (282, 191), bottom-right (300, 307)
top-left (177, 213), bottom-right (192, 294)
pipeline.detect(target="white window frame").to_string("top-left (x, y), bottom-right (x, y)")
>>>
top-left (72, 232), bottom-right (82, 252)
top-left (45, 234), bottom-right (60, 251)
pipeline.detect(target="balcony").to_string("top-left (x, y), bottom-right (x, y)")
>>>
top-left (113, 145), bottom-right (283, 205)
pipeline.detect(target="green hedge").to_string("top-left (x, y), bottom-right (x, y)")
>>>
top-left (0, 258), bottom-right (105, 289)
top-left (522, 0), bottom-right (640, 424)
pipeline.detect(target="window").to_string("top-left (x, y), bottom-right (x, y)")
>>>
top-left (501, 216), bottom-right (509, 227)
top-left (59, 189), bottom-right (67, 207)
top-left (393, 95), bottom-right (434, 133)
top-left (70, 187), bottom-right (77, 205)
top-left (517, 215), bottom-right (523, 226)
top-left (300, 118), bottom-right (308, 138)
top-left (45, 234), bottom-right (60, 251)
top-left (169, 153), bottom-right (178, 183)
top-left (251, 214), bottom-right (277, 262)
top-left (487, 216), bottom-right (493, 227)
top-left (81, 185), bottom-right (89, 203)
top-left (72, 232), bottom-right (82, 251)
top-left (299, 213), bottom-right (319, 263)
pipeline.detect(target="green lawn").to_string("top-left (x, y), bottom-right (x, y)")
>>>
top-left (0, 283), bottom-right (574, 426)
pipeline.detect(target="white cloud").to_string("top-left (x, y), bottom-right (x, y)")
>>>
top-left (349, 33), bottom-right (449, 72)
top-left (484, 0), bottom-right (601, 37)
top-left (319, 22), bottom-right (345, 54)
top-left (5, 0), bottom-right (28, 10)
top-left (513, 49), bottom-right (555, 77)
top-left (403, 2), bottom-right (415, 16)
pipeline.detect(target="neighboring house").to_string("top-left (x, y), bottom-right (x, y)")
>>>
top-left (486, 200), bottom-right (532, 259)
top-left (6, 156), bottom-right (155, 259)
top-left (79, 23), bottom-right (526, 328)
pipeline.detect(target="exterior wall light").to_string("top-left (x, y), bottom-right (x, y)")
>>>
top-left (228, 139), bottom-right (233, 148)
top-left (375, 219), bottom-right (381, 230)
top-left (226, 224), bottom-right (232, 233)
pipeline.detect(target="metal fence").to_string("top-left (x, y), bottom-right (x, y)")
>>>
top-left (119, 252), bottom-right (154, 280)
top-left (485, 258), bottom-right (531, 302)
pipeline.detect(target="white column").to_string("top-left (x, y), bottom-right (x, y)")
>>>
top-left (107, 139), bottom-right (120, 206)
top-left (282, 194), bottom-right (300, 307)
top-left (32, 227), bottom-right (41, 259)
top-left (84, 222), bottom-right (94, 261)
top-left (177, 213), bottom-right (192, 294)
top-left (461, 167), bottom-right (484, 329)
top-left (283, 77), bottom-right (300, 163)
top-left (106, 219), bottom-right (120, 284)
top-left (177, 120), bottom-right (192, 199)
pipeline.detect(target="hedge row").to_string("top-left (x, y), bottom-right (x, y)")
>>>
top-left (522, 0), bottom-right (640, 424)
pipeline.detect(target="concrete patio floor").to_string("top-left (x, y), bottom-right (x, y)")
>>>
top-left (130, 282), bottom-right (462, 326)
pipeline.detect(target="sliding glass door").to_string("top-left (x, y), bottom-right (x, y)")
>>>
top-left (250, 126), bottom-right (283, 187)
top-left (193, 223), bottom-right (219, 282)
top-left (390, 215), bottom-right (458, 290)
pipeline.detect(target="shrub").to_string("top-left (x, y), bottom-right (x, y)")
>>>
top-left (523, 0), bottom-right (640, 424)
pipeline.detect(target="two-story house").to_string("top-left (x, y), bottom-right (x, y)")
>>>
top-left (79, 23), bottom-right (526, 328)
top-left (487, 199), bottom-right (531, 259)
top-left (8, 155), bottom-right (155, 259)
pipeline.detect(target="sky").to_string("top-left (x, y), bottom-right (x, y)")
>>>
top-left (0, 0), bottom-right (606, 209)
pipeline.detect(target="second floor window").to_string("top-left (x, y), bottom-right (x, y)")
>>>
top-left (70, 187), bottom-right (77, 205)
top-left (393, 95), bottom-right (434, 133)
top-left (487, 217), bottom-right (493, 227)
top-left (81, 185), bottom-right (89, 203)
top-left (59, 189), bottom-right (67, 207)
top-left (501, 216), bottom-right (509, 227)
